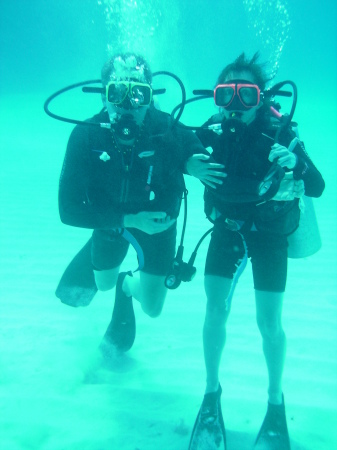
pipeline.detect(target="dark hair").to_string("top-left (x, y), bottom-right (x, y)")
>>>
top-left (216, 52), bottom-right (270, 91)
top-left (101, 52), bottom-right (152, 86)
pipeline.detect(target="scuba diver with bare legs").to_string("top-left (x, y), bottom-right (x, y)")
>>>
top-left (188, 53), bottom-right (325, 450)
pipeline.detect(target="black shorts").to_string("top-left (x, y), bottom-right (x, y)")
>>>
top-left (205, 221), bottom-right (288, 292)
top-left (91, 224), bottom-right (177, 276)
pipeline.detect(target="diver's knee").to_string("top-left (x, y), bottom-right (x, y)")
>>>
top-left (257, 318), bottom-right (284, 341)
top-left (141, 296), bottom-right (165, 318)
top-left (93, 269), bottom-right (118, 292)
top-left (205, 300), bottom-right (229, 326)
top-left (95, 281), bottom-right (114, 292)
top-left (146, 307), bottom-right (163, 318)
top-left (98, 285), bottom-right (112, 292)
top-left (142, 305), bottom-right (163, 318)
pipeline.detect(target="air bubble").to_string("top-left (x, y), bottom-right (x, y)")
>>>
top-left (243, 0), bottom-right (291, 79)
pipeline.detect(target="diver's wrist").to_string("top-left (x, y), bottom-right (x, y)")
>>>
top-left (123, 214), bottom-right (134, 228)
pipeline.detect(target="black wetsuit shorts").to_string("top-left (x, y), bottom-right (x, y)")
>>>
top-left (205, 220), bottom-right (288, 292)
top-left (91, 224), bottom-right (177, 276)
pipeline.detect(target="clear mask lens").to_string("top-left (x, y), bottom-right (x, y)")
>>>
top-left (215, 86), bottom-right (235, 107)
top-left (130, 84), bottom-right (151, 106)
top-left (238, 87), bottom-right (259, 107)
top-left (107, 83), bottom-right (128, 104)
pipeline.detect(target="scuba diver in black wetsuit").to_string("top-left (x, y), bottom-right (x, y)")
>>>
top-left (188, 53), bottom-right (325, 450)
top-left (58, 53), bottom-right (226, 355)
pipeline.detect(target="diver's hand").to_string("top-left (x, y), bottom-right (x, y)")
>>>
top-left (272, 172), bottom-right (305, 201)
top-left (268, 143), bottom-right (297, 169)
top-left (186, 154), bottom-right (227, 188)
top-left (123, 211), bottom-right (175, 235)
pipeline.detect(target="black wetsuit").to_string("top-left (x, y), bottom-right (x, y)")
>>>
top-left (59, 107), bottom-right (205, 274)
top-left (197, 113), bottom-right (325, 291)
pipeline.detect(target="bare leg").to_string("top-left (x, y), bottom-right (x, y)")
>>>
top-left (125, 271), bottom-right (168, 317)
top-left (94, 267), bottom-right (120, 291)
top-left (95, 269), bottom-right (168, 318)
top-left (94, 267), bottom-right (167, 317)
top-left (203, 275), bottom-right (232, 394)
top-left (255, 290), bottom-right (286, 405)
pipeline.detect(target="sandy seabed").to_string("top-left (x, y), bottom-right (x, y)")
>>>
top-left (0, 95), bottom-right (336, 449)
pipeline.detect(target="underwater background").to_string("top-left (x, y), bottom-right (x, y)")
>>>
top-left (0, 1), bottom-right (336, 449)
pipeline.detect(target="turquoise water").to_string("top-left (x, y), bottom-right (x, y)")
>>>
top-left (0, 1), bottom-right (336, 449)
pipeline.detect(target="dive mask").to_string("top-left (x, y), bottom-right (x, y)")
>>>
top-left (106, 81), bottom-right (152, 108)
top-left (214, 80), bottom-right (261, 110)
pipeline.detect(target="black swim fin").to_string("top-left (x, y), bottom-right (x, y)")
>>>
top-left (254, 395), bottom-right (291, 450)
top-left (188, 386), bottom-right (226, 450)
top-left (100, 271), bottom-right (135, 354)
top-left (55, 238), bottom-right (97, 307)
